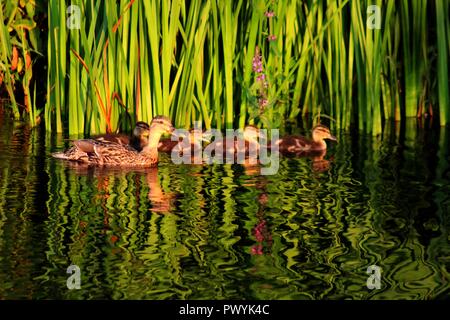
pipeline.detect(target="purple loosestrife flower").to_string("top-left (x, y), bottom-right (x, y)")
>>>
top-left (256, 74), bottom-right (266, 82)
top-left (256, 74), bottom-right (268, 88)
top-left (258, 98), bottom-right (268, 108)
top-left (267, 35), bottom-right (277, 42)
top-left (265, 11), bottom-right (275, 18)
top-left (252, 52), bottom-right (263, 73)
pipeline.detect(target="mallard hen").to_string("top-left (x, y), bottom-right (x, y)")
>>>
top-left (52, 116), bottom-right (174, 167)
top-left (53, 121), bottom-right (151, 162)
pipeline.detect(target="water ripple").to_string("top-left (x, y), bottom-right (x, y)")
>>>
top-left (0, 116), bottom-right (449, 299)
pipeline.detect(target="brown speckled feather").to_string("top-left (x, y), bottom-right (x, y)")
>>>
top-left (70, 139), bottom-right (159, 167)
top-left (93, 134), bottom-right (130, 145)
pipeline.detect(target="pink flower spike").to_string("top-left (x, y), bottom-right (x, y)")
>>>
top-left (252, 53), bottom-right (263, 73)
top-left (265, 11), bottom-right (275, 18)
top-left (258, 98), bottom-right (268, 108)
top-left (251, 245), bottom-right (264, 255)
top-left (256, 74), bottom-right (266, 82)
top-left (267, 35), bottom-right (277, 41)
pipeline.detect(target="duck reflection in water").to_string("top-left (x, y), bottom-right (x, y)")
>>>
top-left (145, 167), bottom-right (174, 213)
top-left (57, 162), bottom-right (174, 214)
top-left (311, 149), bottom-right (332, 173)
top-left (281, 148), bottom-right (333, 173)
top-left (240, 148), bottom-right (332, 176)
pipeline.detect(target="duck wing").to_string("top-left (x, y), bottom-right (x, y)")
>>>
top-left (71, 139), bottom-right (137, 165)
top-left (93, 133), bottom-right (130, 145)
top-left (73, 139), bottom-right (97, 153)
top-left (52, 138), bottom-right (100, 161)
top-left (52, 145), bottom-right (88, 161)
top-left (277, 135), bottom-right (313, 153)
top-left (52, 138), bottom-right (124, 162)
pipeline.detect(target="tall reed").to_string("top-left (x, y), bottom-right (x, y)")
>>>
top-left (0, 0), bottom-right (42, 125)
top-left (435, 0), bottom-right (449, 126)
top-left (41, 0), bottom-right (450, 135)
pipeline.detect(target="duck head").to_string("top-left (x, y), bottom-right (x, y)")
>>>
top-left (243, 125), bottom-right (261, 144)
top-left (149, 116), bottom-right (175, 135)
top-left (131, 121), bottom-right (151, 150)
top-left (145, 116), bottom-right (175, 149)
top-left (312, 125), bottom-right (337, 143)
top-left (133, 121), bottom-right (151, 138)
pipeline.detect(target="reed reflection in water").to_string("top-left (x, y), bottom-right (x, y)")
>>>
top-left (0, 115), bottom-right (449, 299)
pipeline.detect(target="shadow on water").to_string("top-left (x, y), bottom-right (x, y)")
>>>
top-left (0, 111), bottom-right (449, 299)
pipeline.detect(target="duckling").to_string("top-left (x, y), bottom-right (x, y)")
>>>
top-left (158, 128), bottom-right (206, 155)
top-left (52, 116), bottom-right (174, 167)
top-left (95, 121), bottom-right (151, 152)
top-left (275, 124), bottom-right (336, 155)
top-left (208, 125), bottom-right (261, 156)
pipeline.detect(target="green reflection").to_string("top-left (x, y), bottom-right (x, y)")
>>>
top-left (0, 115), bottom-right (449, 299)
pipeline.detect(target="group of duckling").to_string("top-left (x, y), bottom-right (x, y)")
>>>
top-left (52, 115), bottom-right (337, 167)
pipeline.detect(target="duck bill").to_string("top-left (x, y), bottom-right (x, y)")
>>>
top-left (328, 135), bottom-right (338, 142)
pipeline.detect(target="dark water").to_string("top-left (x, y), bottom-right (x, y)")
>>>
top-left (0, 112), bottom-right (449, 300)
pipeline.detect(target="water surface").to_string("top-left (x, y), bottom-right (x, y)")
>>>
top-left (0, 112), bottom-right (449, 299)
